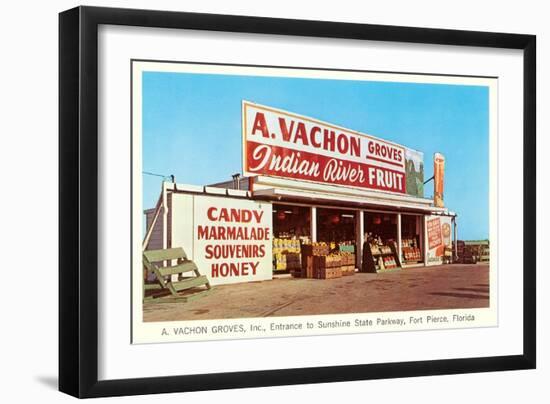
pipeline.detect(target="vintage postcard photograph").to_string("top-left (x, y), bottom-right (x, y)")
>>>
top-left (131, 60), bottom-right (497, 344)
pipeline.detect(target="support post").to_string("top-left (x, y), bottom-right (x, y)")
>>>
top-left (397, 213), bottom-right (402, 266)
top-left (423, 215), bottom-right (429, 266)
top-left (356, 210), bottom-right (364, 269)
top-left (162, 181), bottom-right (168, 251)
top-left (453, 216), bottom-right (458, 262)
top-left (311, 206), bottom-right (317, 242)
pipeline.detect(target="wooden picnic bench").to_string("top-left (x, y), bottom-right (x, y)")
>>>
top-left (143, 247), bottom-right (211, 303)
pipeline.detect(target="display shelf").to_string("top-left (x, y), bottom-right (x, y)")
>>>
top-left (361, 241), bottom-right (401, 273)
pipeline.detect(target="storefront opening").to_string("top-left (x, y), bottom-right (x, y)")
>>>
top-left (316, 208), bottom-right (356, 246)
top-left (272, 204), bottom-right (311, 241)
top-left (363, 212), bottom-right (400, 272)
top-left (401, 214), bottom-right (424, 265)
top-left (272, 204), bottom-right (311, 272)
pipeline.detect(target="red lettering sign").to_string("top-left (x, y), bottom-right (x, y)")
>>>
top-left (246, 141), bottom-right (405, 193)
top-left (193, 196), bottom-right (273, 285)
top-left (243, 102), bottom-right (408, 193)
top-left (427, 218), bottom-right (442, 250)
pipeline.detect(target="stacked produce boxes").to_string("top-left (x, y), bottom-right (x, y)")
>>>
top-left (300, 242), bottom-right (329, 278)
top-left (313, 254), bottom-right (342, 279)
top-left (339, 253), bottom-right (355, 276)
top-left (298, 242), bottom-right (356, 279)
top-left (338, 242), bottom-right (356, 276)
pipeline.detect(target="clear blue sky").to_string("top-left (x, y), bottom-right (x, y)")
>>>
top-left (142, 70), bottom-right (489, 240)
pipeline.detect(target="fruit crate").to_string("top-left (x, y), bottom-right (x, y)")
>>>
top-left (314, 267), bottom-right (342, 279)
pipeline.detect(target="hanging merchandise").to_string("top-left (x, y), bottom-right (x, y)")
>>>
top-left (273, 237), bottom-right (301, 272)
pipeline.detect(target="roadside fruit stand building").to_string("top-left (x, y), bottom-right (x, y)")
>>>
top-left (144, 101), bottom-right (457, 286)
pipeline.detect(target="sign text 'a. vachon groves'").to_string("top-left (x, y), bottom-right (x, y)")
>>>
top-left (242, 101), bottom-right (418, 194)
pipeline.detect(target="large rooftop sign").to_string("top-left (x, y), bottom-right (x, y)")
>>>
top-left (242, 101), bottom-right (424, 197)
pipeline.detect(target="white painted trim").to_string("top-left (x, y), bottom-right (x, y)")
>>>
top-left (164, 182), bottom-right (252, 198)
top-left (227, 189), bottom-right (250, 197)
top-left (164, 182), bottom-right (204, 193)
top-left (254, 175), bottom-right (433, 205)
top-left (203, 186), bottom-right (227, 195)
top-left (253, 187), bottom-right (448, 214)
top-left (162, 182), bottom-right (168, 251)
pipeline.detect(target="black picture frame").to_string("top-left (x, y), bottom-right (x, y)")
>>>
top-left (59, 5), bottom-right (536, 398)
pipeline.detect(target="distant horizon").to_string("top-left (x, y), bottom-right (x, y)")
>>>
top-left (142, 67), bottom-right (490, 240)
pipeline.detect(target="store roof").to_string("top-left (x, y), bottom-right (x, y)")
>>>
top-left (251, 176), bottom-right (453, 215)
top-left (153, 178), bottom-right (455, 217)
top-left (252, 186), bottom-right (450, 214)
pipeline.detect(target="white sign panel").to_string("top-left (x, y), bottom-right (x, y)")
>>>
top-left (192, 195), bottom-right (272, 286)
top-left (425, 215), bottom-right (453, 266)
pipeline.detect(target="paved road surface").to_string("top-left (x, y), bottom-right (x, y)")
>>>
top-left (143, 264), bottom-right (489, 322)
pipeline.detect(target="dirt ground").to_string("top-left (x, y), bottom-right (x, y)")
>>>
top-left (143, 263), bottom-right (490, 322)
